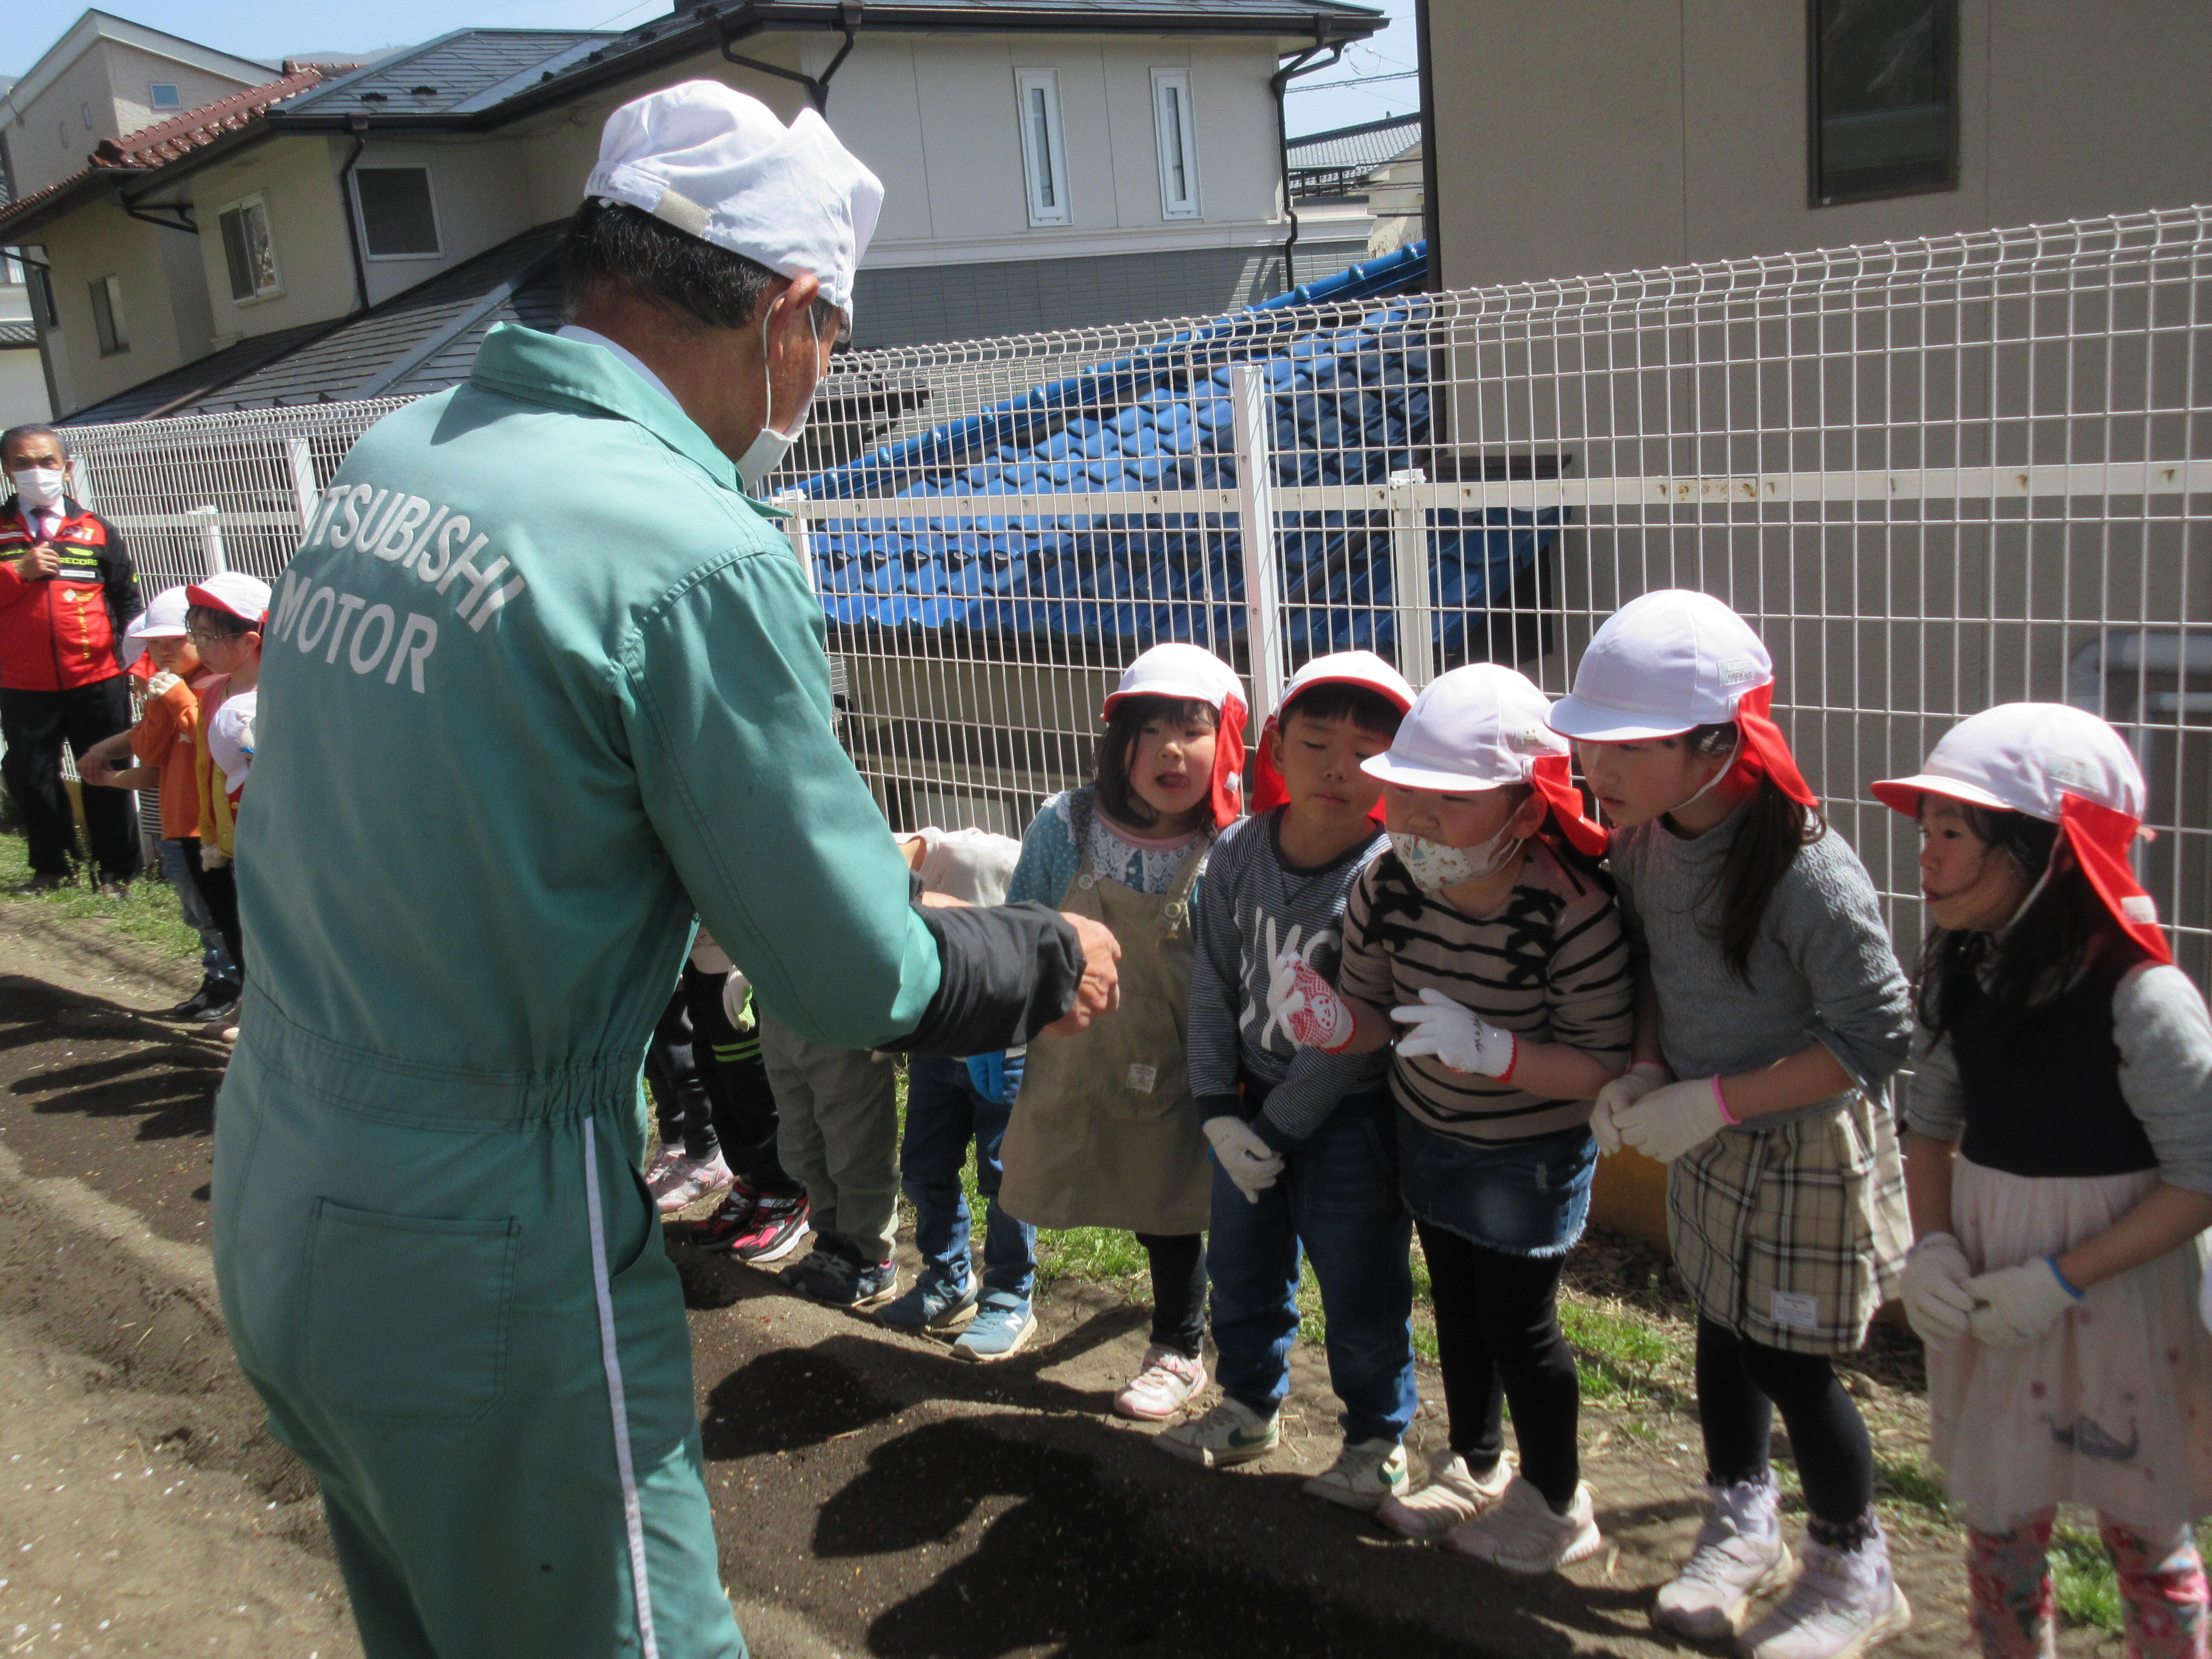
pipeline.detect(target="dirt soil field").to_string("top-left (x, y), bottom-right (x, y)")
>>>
top-left (0, 900), bottom-right (2121, 1659)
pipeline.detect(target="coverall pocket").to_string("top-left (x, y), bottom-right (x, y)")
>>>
top-left (304, 1199), bottom-right (518, 1426)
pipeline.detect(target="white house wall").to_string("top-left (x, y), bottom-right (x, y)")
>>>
top-left (185, 136), bottom-right (359, 341)
top-left (346, 137), bottom-right (540, 306)
top-left (5, 39), bottom-right (259, 199)
top-left (40, 210), bottom-right (185, 411)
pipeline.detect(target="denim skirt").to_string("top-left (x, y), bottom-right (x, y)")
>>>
top-left (1396, 1109), bottom-right (1596, 1258)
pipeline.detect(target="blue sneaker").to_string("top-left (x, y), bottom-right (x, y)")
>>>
top-left (876, 1270), bottom-right (978, 1332)
top-left (778, 1247), bottom-right (899, 1311)
top-left (952, 1290), bottom-right (1037, 1363)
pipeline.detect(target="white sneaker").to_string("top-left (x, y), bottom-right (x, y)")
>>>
top-left (1302, 1437), bottom-right (1410, 1512)
top-left (1112, 1345), bottom-right (1207, 1421)
top-left (1376, 1449), bottom-right (1515, 1538)
top-left (1158, 1396), bottom-right (1281, 1468)
top-left (1653, 1477), bottom-right (1794, 1639)
top-left (654, 1150), bottom-right (734, 1217)
top-left (1448, 1473), bottom-right (1601, 1573)
top-left (1740, 1531), bottom-right (1911, 1659)
top-left (644, 1144), bottom-right (684, 1195)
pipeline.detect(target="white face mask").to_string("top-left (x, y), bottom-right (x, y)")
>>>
top-left (1390, 825), bottom-right (1523, 897)
top-left (736, 297), bottom-right (822, 493)
top-left (9, 467), bottom-right (65, 510)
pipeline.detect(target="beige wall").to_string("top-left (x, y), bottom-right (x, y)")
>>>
top-left (1428, 0), bottom-right (2212, 289)
top-left (102, 43), bottom-right (260, 149)
top-left (6, 39), bottom-right (259, 198)
top-left (347, 137), bottom-right (541, 306)
top-left (40, 207), bottom-right (186, 411)
top-left (187, 137), bottom-right (357, 340)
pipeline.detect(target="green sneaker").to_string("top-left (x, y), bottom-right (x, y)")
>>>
top-left (1157, 1396), bottom-right (1280, 1469)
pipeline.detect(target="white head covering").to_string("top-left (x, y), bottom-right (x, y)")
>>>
top-left (1547, 588), bottom-right (1773, 742)
top-left (1872, 703), bottom-right (2147, 824)
top-left (585, 80), bottom-right (884, 319)
top-left (124, 585), bottom-right (191, 664)
top-left (1362, 664), bottom-right (1566, 792)
top-left (186, 570), bottom-right (273, 626)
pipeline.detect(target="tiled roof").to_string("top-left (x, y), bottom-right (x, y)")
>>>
top-left (1286, 114), bottom-right (1420, 177)
top-left (282, 31), bottom-right (612, 118)
top-left (0, 321), bottom-right (38, 349)
top-left (63, 222), bottom-right (568, 423)
top-left (797, 242), bottom-right (1550, 659)
top-left (0, 68), bottom-right (332, 235)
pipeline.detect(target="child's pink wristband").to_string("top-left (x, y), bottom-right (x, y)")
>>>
top-left (1711, 1075), bottom-right (1739, 1126)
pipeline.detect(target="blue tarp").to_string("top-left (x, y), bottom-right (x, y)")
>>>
top-left (799, 243), bottom-right (1563, 657)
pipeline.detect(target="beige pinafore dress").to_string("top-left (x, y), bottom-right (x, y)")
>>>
top-left (998, 803), bottom-right (1214, 1236)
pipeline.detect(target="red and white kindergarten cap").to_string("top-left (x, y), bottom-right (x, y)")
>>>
top-left (1873, 701), bottom-right (2169, 963)
top-left (184, 570), bottom-right (273, 627)
top-left (1548, 588), bottom-right (1818, 809)
top-left (1361, 664), bottom-right (1607, 855)
top-left (1248, 650), bottom-right (1413, 827)
top-left (1102, 642), bottom-right (1249, 830)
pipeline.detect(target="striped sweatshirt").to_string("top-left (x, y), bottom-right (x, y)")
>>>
top-left (1338, 839), bottom-right (1635, 1144)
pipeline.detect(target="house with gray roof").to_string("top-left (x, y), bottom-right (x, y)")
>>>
top-left (0, 0), bottom-right (1383, 421)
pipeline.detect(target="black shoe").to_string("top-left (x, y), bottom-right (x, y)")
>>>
top-left (14, 872), bottom-right (67, 895)
top-left (165, 977), bottom-right (238, 1021)
top-left (197, 998), bottom-right (241, 1032)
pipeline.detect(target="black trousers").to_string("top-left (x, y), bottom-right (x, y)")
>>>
top-left (1135, 1232), bottom-right (1207, 1357)
top-left (181, 839), bottom-right (243, 983)
top-left (1420, 1220), bottom-right (1583, 1507)
top-left (1696, 1316), bottom-right (1875, 1528)
top-left (1, 677), bottom-right (139, 880)
top-left (644, 969), bottom-right (799, 1196)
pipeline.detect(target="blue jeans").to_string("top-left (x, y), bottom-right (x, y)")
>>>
top-left (1207, 1096), bottom-right (1417, 1444)
top-left (159, 837), bottom-right (236, 985)
top-left (902, 1053), bottom-right (1036, 1299)
top-left (1397, 1113), bottom-right (1595, 1257)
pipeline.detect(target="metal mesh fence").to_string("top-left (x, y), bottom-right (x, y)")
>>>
top-left (59, 206), bottom-right (2212, 975)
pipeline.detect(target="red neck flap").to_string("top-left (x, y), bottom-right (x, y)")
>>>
top-left (2060, 792), bottom-right (2171, 965)
top-left (1729, 684), bottom-right (1818, 809)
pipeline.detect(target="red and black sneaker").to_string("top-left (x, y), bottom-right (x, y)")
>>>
top-left (722, 1192), bottom-right (811, 1266)
top-left (679, 1179), bottom-right (760, 1245)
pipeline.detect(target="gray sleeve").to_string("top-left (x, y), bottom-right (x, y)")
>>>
top-left (1186, 828), bottom-right (1249, 1112)
top-left (1259, 1037), bottom-right (1391, 1144)
top-left (2114, 964), bottom-right (2212, 1195)
top-left (1781, 839), bottom-right (1915, 1095)
top-left (1902, 1025), bottom-right (1967, 1142)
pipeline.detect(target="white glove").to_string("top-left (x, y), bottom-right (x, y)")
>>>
top-left (1269, 949), bottom-right (1353, 1052)
top-left (720, 967), bottom-right (752, 1029)
top-left (1389, 987), bottom-right (1518, 1078)
top-left (1203, 1115), bottom-right (1285, 1204)
top-left (147, 669), bottom-right (181, 696)
top-left (1591, 1063), bottom-right (1668, 1155)
top-left (1967, 1257), bottom-right (2082, 1347)
top-left (1613, 1076), bottom-right (1733, 1164)
top-left (1899, 1232), bottom-right (1978, 1349)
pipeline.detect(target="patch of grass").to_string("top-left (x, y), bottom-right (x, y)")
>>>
top-left (0, 830), bottom-right (203, 961)
top-left (1872, 1450), bottom-right (1949, 1516)
top-left (1556, 1292), bottom-right (1696, 1415)
top-left (2049, 1519), bottom-right (2212, 1633)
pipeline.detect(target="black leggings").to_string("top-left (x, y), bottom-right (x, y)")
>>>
top-left (1135, 1232), bottom-right (1206, 1358)
top-left (1697, 1317), bottom-right (1874, 1529)
top-left (182, 841), bottom-right (243, 984)
top-left (644, 972), bottom-right (800, 1196)
top-left (1420, 1220), bottom-right (1581, 1508)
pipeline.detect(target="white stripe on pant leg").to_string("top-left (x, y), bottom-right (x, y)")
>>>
top-left (583, 1120), bottom-right (661, 1659)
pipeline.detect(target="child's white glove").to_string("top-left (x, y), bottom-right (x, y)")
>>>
top-left (1590, 1063), bottom-right (1668, 1155)
top-left (1390, 988), bottom-right (1517, 1079)
top-left (147, 669), bottom-right (181, 696)
top-left (1268, 948), bottom-right (1353, 1052)
top-left (1899, 1232), bottom-right (1978, 1349)
top-left (1966, 1257), bottom-right (2082, 1347)
top-left (1203, 1116), bottom-right (1284, 1203)
top-left (1613, 1076), bottom-right (1733, 1164)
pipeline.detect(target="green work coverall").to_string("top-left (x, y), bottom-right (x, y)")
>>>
top-left (216, 325), bottom-right (948, 1658)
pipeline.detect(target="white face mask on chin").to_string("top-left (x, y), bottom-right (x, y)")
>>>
top-left (736, 297), bottom-right (822, 493)
top-left (9, 467), bottom-right (65, 511)
top-left (1390, 824), bottom-right (1524, 898)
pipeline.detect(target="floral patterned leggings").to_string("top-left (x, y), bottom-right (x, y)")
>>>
top-left (1967, 1509), bottom-right (2209, 1659)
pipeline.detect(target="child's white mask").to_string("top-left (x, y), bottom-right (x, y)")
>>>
top-left (1390, 824), bottom-right (1522, 897)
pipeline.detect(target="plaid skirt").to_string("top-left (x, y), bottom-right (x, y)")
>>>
top-left (1667, 1092), bottom-right (1910, 1356)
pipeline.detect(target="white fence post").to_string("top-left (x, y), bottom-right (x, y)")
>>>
top-left (186, 506), bottom-right (227, 576)
top-left (774, 490), bottom-right (816, 595)
top-left (285, 437), bottom-right (319, 537)
top-left (1388, 467), bottom-right (1433, 687)
top-left (1230, 363), bottom-right (1284, 722)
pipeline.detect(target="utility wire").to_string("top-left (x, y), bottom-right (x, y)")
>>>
top-left (1286, 69), bottom-right (1420, 93)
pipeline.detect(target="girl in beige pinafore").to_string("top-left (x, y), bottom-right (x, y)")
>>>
top-left (996, 643), bottom-right (1248, 1422)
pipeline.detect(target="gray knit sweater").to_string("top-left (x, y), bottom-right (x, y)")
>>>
top-left (1610, 804), bottom-right (1912, 1124)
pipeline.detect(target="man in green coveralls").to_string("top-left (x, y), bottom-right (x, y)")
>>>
top-left (215, 82), bottom-right (1119, 1659)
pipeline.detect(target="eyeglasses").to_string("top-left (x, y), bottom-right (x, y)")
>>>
top-left (184, 626), bottom-right (228, 644)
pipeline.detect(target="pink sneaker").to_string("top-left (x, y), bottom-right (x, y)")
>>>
top-left (644, 1144), bottom-right (685, 1196)
top-left (655, 1150), bottom-right (734, 1217)
top-left (1113, 1345), bottom-right (1207, 1421)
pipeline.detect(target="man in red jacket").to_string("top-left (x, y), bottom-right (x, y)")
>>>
top-left (0, 424), bottom-right (143, 893)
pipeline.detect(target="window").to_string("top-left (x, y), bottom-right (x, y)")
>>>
top-left (1150, 69), bottom-right (1200, 219)
top-left (1809, 0), bottom-right (1957, 205)
top-left (1013, 68), bottom-right (1071, 227)
top-left (148, 83), bottom-right (181, 109)
top-left (56, 120), bottom-right (67, 148)
top-left (88, 275), bottom-right (127, 355)
top-left (217, 194), bottom-right (281, 301)
top-left (80, 102), bottom-right (93, 131)
top-left (353, 167), bottom-right (441, 258)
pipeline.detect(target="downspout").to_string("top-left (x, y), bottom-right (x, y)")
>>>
top-left (336, 114), bottom-right (370, 313)
top-left (1414, 0), bottom-right (1441, 291)
top-left (1271, 31), bottom-right (1342, 294)
top-left (721, 3), bottom-right (864, 114)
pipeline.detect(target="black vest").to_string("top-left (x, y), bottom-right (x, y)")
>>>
top-left (1950, 959), bottom-right (2157, 1178)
